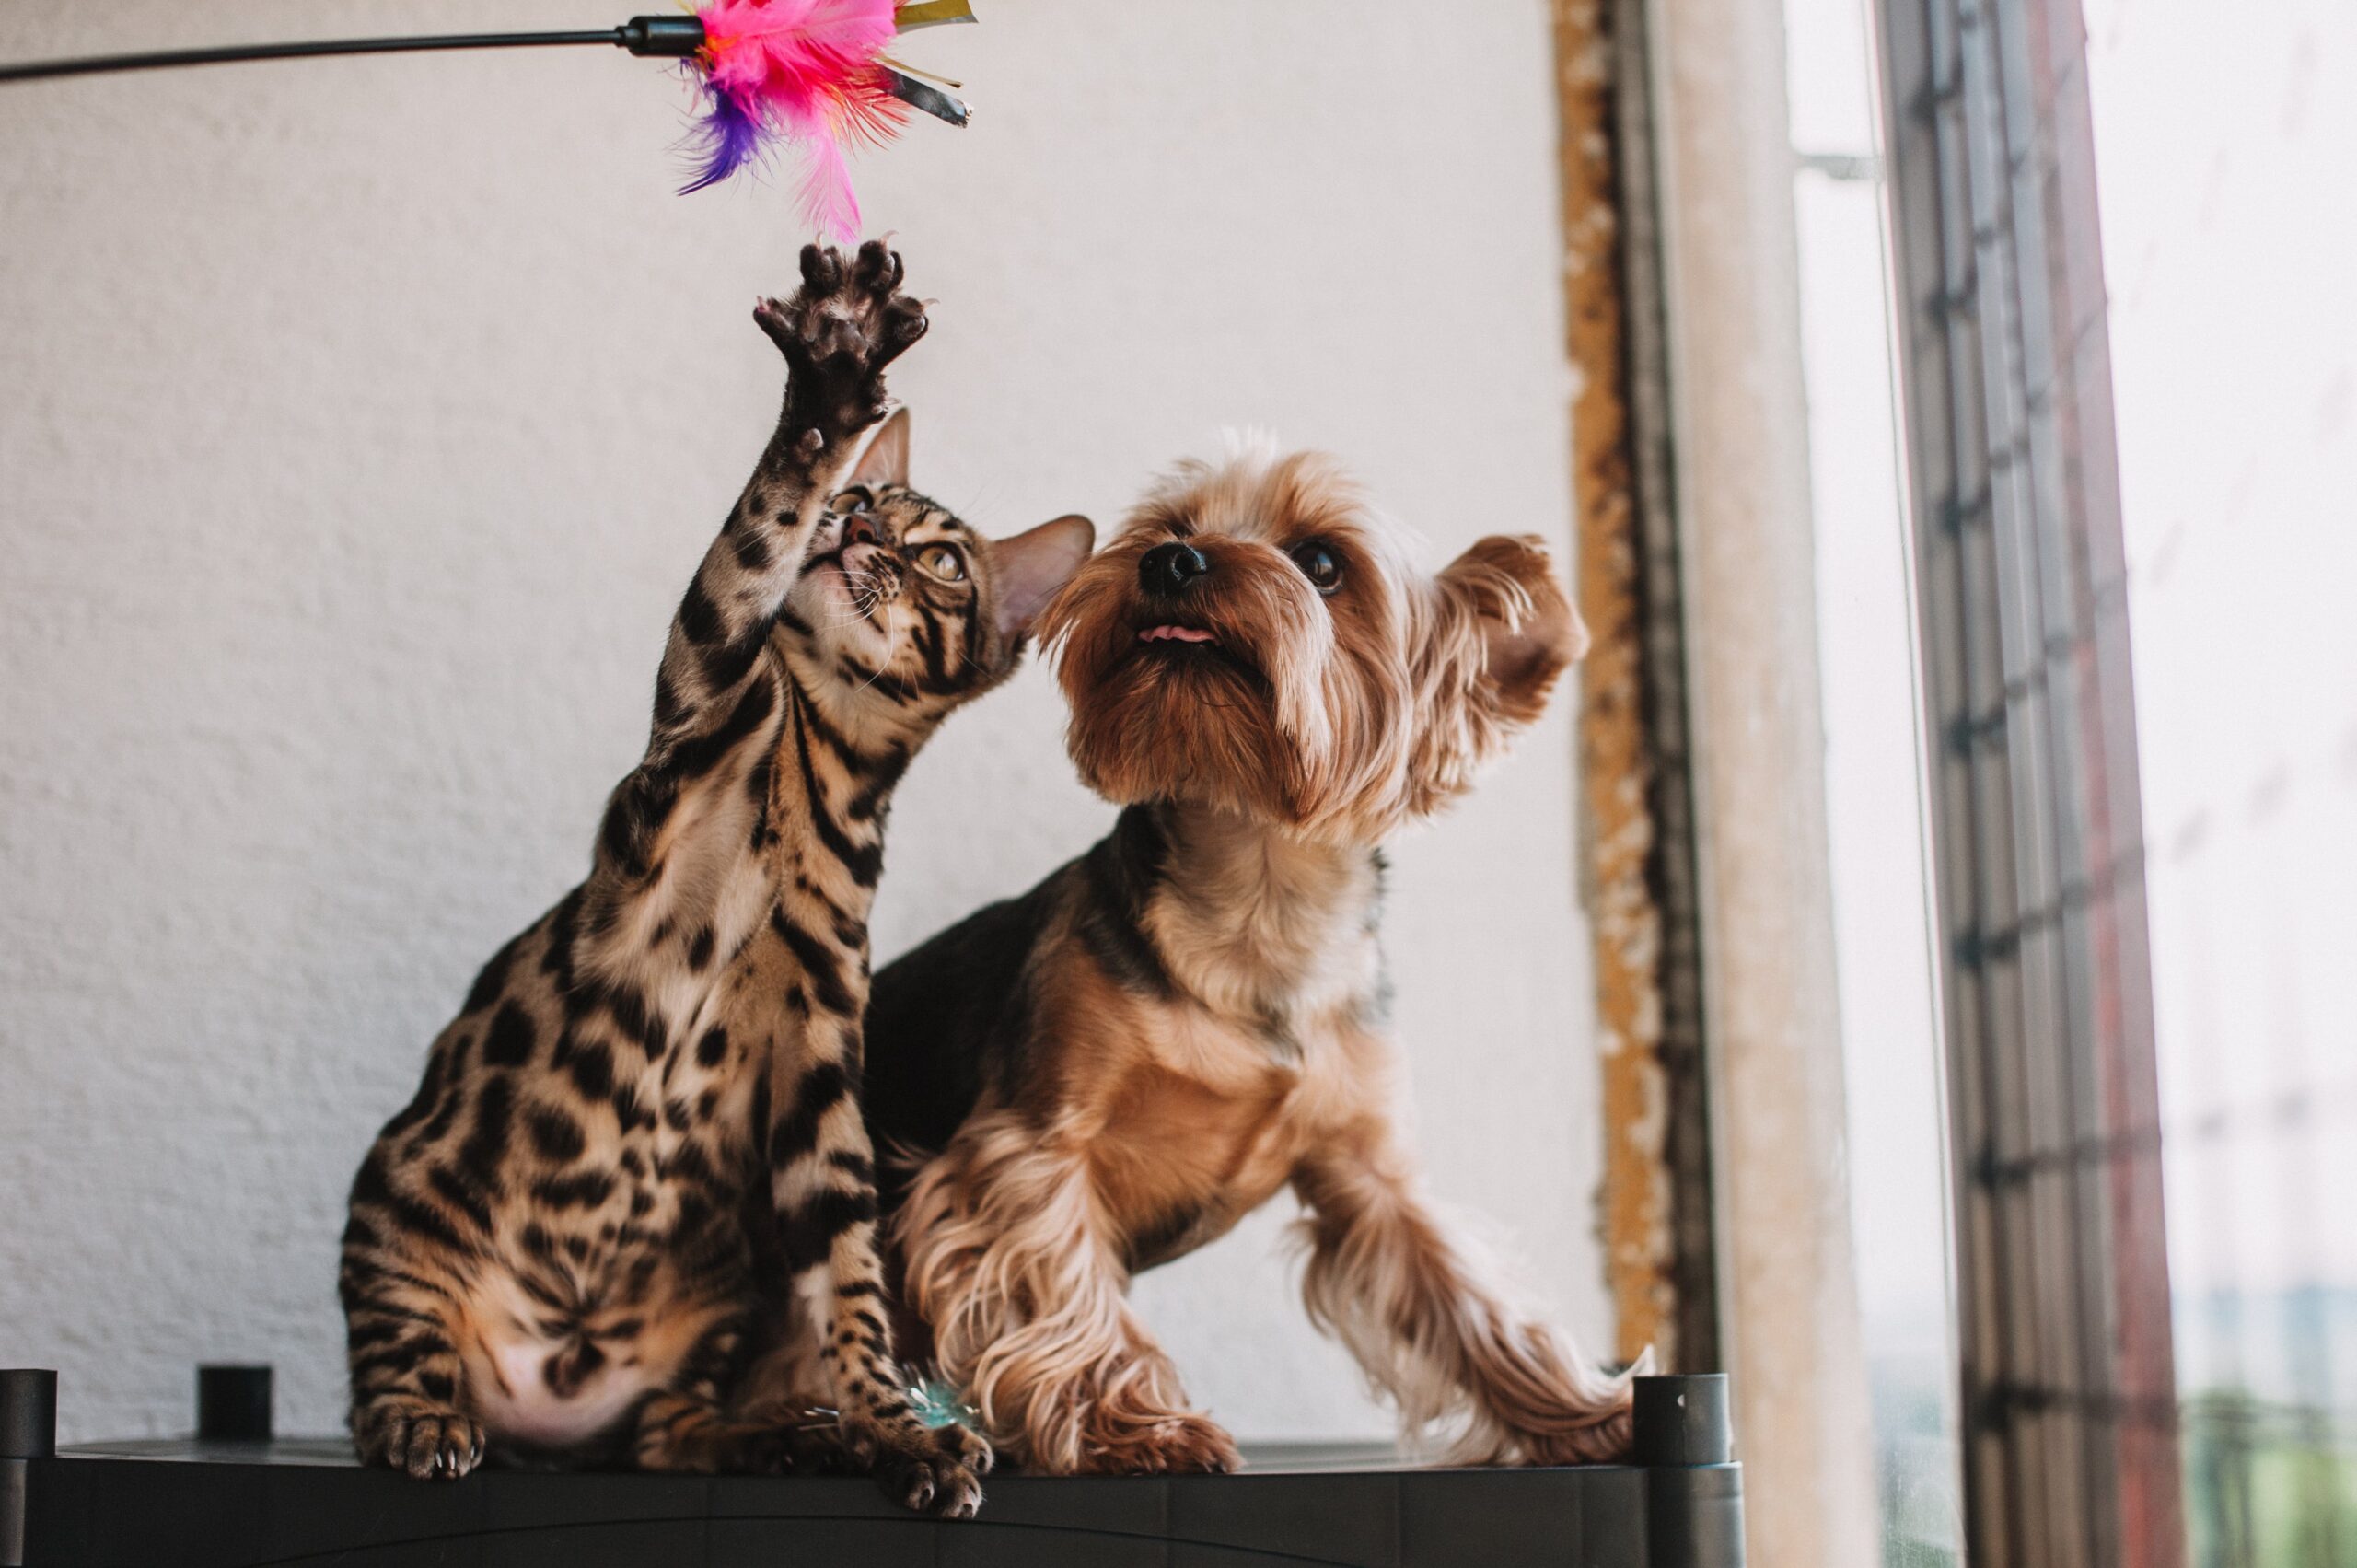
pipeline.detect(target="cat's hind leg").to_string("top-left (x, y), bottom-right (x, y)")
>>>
top-left (630, 1390), bottom-right (833, 1475)
top-left (626, 1307), bottom-right (830, 1474)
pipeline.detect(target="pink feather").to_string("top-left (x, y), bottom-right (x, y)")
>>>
top-left (687, 0), bottom-right (905, 237)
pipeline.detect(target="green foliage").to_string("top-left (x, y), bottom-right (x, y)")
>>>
top-left (2182, 1388), bottom-right (2355, 1568)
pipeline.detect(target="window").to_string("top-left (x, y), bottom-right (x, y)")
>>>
top-left (1872, 0), bottom-right (2356, 1562)
top-left (2086, 1), bottom-right (2357, 1562)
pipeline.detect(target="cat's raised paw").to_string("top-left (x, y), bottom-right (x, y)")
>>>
top-left (755, 241), bottom-right (928, 450)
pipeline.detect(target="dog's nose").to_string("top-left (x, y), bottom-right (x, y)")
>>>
top-left (1139, 541), bottom-right (1210, 597)
top-left (842, 512), bottom-right (882, 549)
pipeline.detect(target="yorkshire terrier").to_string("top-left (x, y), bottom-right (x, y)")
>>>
top-left (862, 439), bottom-right (1639, 1474)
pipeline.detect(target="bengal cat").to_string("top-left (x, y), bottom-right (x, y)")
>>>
top-left (338, 242), bottom-right (1092, 1518)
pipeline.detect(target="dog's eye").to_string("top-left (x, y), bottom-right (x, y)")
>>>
top-left (917, 544), bottom-right (967, 583)
top-left (1290, 542), bottom-right (1343, 595)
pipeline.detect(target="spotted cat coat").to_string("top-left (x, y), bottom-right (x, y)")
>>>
top-left (337, 244), bottom-right (1051, 1518)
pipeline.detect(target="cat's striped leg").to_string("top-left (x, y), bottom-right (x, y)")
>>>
top-left (623, 1300), bottom-right (837, 1474)
top-left (633, 1390), bottom-right (807, 1475)
top-left (625, 1333), bottom-right (810, 1477)
top-left (339, 1174), bottom-right (485, 1480)
top-left (630, 1307), bottom-right (754, 1472)
top-left (769, 1016), bottom-right (991, 1516)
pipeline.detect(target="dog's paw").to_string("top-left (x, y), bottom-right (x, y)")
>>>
top-left (846, 1414), bottom-right (992, 1519)
top-left (1077, 1411), bottom-right (1242, 1475)
top-left (357, 1400), bottom-right (486, 1481)
top-left (754, 240), bottom-right (928, 449)
top-left (1510, 1407), bottom-right (1635, 1467)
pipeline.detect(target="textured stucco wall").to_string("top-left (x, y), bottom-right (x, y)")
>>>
top-left (0, 0), bottom-right (1608, 1445)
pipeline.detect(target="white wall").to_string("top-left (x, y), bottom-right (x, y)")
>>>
top-left (0, 0), bottom-right (1609, 1445)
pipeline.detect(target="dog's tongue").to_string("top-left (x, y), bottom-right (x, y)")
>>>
top-left (1141, 624), bottom-right (1216, 645)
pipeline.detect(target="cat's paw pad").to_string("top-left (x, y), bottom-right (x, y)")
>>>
top-left (853, 1417), bottom-right (991, 1519)
top-left (363, 1404), bottom-right (486, 1481)
top-left (755, 240), bottom-right (927, 442)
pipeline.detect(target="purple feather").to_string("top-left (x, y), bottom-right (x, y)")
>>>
top-left (681, 87), bottom-right (768, 194)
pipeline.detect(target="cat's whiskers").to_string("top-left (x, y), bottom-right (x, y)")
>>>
top-left (846, 563), bottom-right (894, 624)
top-left (805, 563), bottom-right (894, 633)
top-left (810, 598), bottom-right (877, 632)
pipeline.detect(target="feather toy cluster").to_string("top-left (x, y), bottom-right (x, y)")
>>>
top-left (686, 0), bottom-right (907, 238)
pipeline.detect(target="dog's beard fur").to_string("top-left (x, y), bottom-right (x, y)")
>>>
top-left (1041, 442), bottom-right (1585, 845)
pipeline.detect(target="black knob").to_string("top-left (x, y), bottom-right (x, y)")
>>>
top-left (2, 1370), bottom-right (55, 1568)
top-left (1631, 1373), bottom-right (1732, 1466)
top-left (0, 1370), bottom-right (56, 1459)
top-left (1138, 542), bottom-right (1209, 597)
top-left (197, 1365), bottom-right (273, 1445)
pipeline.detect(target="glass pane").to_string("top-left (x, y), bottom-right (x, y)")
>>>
top-left (1788, 0), bottom-right (1968, 1562)
top-left (2085, 0), bottom-right (2357, 1562)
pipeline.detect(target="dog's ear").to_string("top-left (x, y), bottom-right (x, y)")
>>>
top-left (989, 514), bottom-right (1097, 645)
top-left (1457, 533), bottom-right (1586, 724)
top-left (852, 408), bottom-right (911, 488)
top-left (1409, 534), bottom-right (1585, 810)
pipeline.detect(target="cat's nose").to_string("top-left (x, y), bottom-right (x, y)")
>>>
top-left (842, 513), bottom-right (882, 549)
top-left (1139, 541), bottom-right (1209, 597)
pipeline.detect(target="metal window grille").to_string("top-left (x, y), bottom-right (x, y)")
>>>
top-left (1871, 0), bottom-right (2184, 1564)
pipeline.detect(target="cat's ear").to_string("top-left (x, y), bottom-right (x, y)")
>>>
top-left (852, 409), bottom-right (911, 487)
top-left (989, 515), bottom-right (1096, 644)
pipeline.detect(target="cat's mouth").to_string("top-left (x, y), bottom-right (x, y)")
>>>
top-left (806, 544), bottom-right (901, 620)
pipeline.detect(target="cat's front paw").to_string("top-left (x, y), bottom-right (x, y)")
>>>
top-left (354, 1398), bottom-right (486, 1481)
top-left (844, 1413), bottom-right (992, 1519)
top-left (755, 240), bottom-right (928, 452)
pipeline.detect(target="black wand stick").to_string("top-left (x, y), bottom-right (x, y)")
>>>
top-left (0, 17), bottom-right (708, 85)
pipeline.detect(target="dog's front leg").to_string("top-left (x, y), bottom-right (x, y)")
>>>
top-left (1293, 1121), bottom-right (1637, 1464)
top-left (898, 1111), bottom-right (1242, 1475)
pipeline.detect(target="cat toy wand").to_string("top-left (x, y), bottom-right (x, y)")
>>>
top-left (0, 0), bottom-right (975, 238)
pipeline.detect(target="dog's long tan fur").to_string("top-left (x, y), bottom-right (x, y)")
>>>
top-left (864, 441), bottom-right (1638, 1475)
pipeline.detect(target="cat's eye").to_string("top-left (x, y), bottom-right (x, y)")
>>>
top-left (837, 490), bottom-right (871, 513)
top-left (916, 544), bottom-right (967, 583)
top-left (1290, 541), bottom-right (1343, 595)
